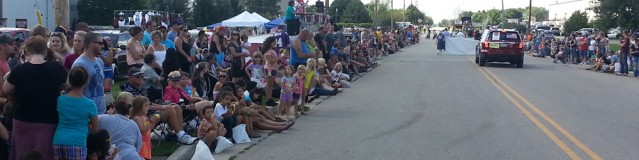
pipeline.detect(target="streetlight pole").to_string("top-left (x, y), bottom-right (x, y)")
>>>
top-left (391, 0), bottom-right (394, 30)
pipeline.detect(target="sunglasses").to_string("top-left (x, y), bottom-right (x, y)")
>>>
top-left (219, 75), bottom-right (227, 78)
top-left (93, 41), bottom-right (105, 45)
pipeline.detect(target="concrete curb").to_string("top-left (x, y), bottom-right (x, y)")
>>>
top-left (166, 62), bottom-right (383, 160)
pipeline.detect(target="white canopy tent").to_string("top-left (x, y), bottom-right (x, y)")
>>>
top-left (251, 13), bottom-right (270, 22)
top-left (222, 11), bottom-right (269, 27)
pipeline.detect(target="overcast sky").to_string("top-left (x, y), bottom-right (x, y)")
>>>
top-left (358, 0), bottom-right (557, 23)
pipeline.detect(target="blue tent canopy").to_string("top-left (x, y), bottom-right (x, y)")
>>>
top-left (264, 17), bottom-right (284, 29)
top-left (206, 23), bottom-right (222, 29)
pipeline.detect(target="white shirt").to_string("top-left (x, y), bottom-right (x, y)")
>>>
top-left (456, 32), bottom-right (465, 37)
top-left (214, 103), bottom-right (228, 122)
top-left (589, 40), bottom-right (596, 51)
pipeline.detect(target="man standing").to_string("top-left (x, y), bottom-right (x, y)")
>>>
top-left (335, 26), bottom-right (347, 49)
top-left (166, 21), bottom-right (181, 43)
top-left (290, 29), bottom-right (317, 68)
top-left (72, 32), bottom-right (106, 114)
top-left (314, 26), bottom-right (328, 59)
top-left (158, 26), bottom-right (176, 50)
top-left (141, 20), bottom-right (156, 47)
top-left (620, 31), bottom-right (630, 76)
top-left (75, 22), bottom-right (90, 32)
top-left (274, 25), bottom-right (291, 54)
top-left (324, 26), bottom-right (336, 58)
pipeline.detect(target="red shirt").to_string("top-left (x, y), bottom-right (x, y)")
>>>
top-left (579, 37), bottom-right (589, 51)
top-left (163, 85), bottom-right (190, 104)
top-left (64, 53), bottom-right (81, 70)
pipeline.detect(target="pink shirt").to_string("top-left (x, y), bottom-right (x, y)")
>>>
top-left (293, 75), bottom-right (305, 94)
top-left (163, 85), bottom-right (190, 104)
top-left (0, 59), bottom-right (9, 75)
top-left (264, 50), bottom-right (279, 70)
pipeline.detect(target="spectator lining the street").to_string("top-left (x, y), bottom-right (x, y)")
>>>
top-left (86, 129), bottom-right (118, 160)
top-left (72, 32), bottom-right (107, 114)
top-left (141, 55), bottom-right (163, 96)
top-left (192, 62), bottom-right (218, 100)
top-left (49, 32), bottom-right (70, 64)
top-left (4, 36), bottom-right (68, 160)
top-left (97, 101), bottom-right (143, 160)
top-left (263, 37), bottom-right (280, 106)
top-left (630, 39), bottom-right (639, 78)
top-left (131, 96), bottom-right (157, 160)
top-left (228, 31), bottom-right (246, 82)
top-left (101, 37), bottom-right (116, 94)
top-left (127, 26), bottom-right (147, 69)
top-left (64, 31), bottom-right (86, 70)
top-left (157, 26), bottom-right (176, 50)
top-left (141, 20), bottom-right (156, 47)
top-left (246, 52), bottom-right (266, 89)
top-left (174, 26), bottom-right (193, 73)
top-left (148, 31), bottom-right (167, 68)
top-left (279, 66), bottom-right (295, 120)
top-left (53, 67), bottom-right (98, 160)
top-left (197, 106), bottom-right (226, 153)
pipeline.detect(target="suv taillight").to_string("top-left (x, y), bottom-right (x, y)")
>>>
top-left (518, 43), bottom-right (523, 49)
top-left (483, 42), bottom-right (489, 48)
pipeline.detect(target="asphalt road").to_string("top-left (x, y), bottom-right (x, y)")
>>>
top-left (236, 38), bottom-right (639, 160)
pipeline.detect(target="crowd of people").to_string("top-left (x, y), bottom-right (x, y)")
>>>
top-left (528, 30), bottom-right (639, 77)
top-left (0, 17), bottom-right (422, 159)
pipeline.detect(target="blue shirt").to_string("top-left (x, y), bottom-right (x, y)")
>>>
top-left (167, 30), bottom-right (178, 43)
top-left (53, 95), bottom-right (98, 146)
top-left (141, 31), bottom-right (152, 46)
top-left (98, 114), bottom-right (143, 160)
top-left (161, 39), bottom-right (176, 49)
top-left (72, 55), bottom-right (106, 114)
top-left (289, 40), bottom-right (310, 65)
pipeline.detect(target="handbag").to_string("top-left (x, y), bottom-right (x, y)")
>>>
top-left (232, 124), bottom-right (251, 144)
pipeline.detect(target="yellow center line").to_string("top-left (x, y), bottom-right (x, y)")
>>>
top-left (466, 57), bottom-right (582, 160)
top-left (482, 69), bottom-right (603, 160)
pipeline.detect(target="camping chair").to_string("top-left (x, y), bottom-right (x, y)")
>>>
top-left (152, 122), bottom-right (170, 147)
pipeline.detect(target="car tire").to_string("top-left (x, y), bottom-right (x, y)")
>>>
top-left (479, 55), bottom-right (486, 66)
top-left (475, 56), bottom-right (479, 64)
top-left (516, 60), bottom-right (523, 68)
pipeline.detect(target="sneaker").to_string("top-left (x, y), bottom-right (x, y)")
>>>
top-left (177, 134), bottom-right (198, 145)
top-left (266, 99), bottom-right (278, 106)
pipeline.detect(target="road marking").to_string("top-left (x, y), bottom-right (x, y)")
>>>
top-left (482, 68), bottom-right (603, 160)
top-left (466, 57), bottom-right (582, 160)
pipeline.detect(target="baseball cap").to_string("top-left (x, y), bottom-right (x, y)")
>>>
top-left (170, 21), bottom-right (182, 27)
top-left (128, 67), bottom-right (144, 76)
top-left (0, 34), bottom-right (17, 45)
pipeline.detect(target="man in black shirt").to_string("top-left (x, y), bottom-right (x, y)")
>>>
top-left (619, 31), bottom-right (631, 75)
top-left (314, 26), bottom-right (328, 59)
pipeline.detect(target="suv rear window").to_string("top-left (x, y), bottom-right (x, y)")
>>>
top-left (487, 31), bottom-right (520, 41)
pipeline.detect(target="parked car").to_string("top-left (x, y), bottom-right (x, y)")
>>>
top-left (0, 28), bottom-right (30, 41)
top-left (549, 27), bottom-right (561, 36)
top-left (475, 29), bottom-right (524, 68)
top-left (93, 29), bottom-right (130, 78)
top-left (607, 29), bottom-right (621, 39)
top-left (578, 28), bottom-right (598, 36)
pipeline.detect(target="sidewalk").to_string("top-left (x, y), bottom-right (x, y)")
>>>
top-left (164, 62), bottom-right (382, 160)
top-left (525, 53), bottom-right (636, 76)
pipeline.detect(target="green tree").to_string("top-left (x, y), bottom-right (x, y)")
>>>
top-left (192, 0), bottom-right (215, 27)
top-left (472, 11), bottom-right (487, 24)
top-left (330, 0), bottom-right (350, 18)
top-left (591, 0), bottom-right (639, 30)
top-left (341, 0), bottom-right (371, 23)
top-left (405, 5), bottom-right (425, 25)
top-left (149, 0), bottom-right (190, 21)
top-left (458, 11), bottom-right (474, 19)
top-left (485, 9), bottom-right (502, 25)
top-left (245, 0), bottom-right (280, 19)
top-left (423, 16), bottom-right (434, 26)
top-left (78, 0), bottom-right (148, 25)
top-left (522, 7), bottom-right (549, 22)
top-left (503, 8), bottom-right (523, 19)
top-left (563, 11), bottom-right (590, 33)
top-left (439, 19), bottom-right (451, 27)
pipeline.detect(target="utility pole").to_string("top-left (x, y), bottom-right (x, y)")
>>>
top-left (501, 0), bottom-right (505, 29)
top-left (55, 0), bottom-right (70, 28)
top-left (403, 0), bottom-right (406, 22)
top-left (528, 0), bottom-right (532, 32)
top-left (390, 0), bottom-right (394, 30)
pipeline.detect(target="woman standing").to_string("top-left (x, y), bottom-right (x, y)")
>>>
top-left (228, 31), bottom-right (246, 82)
top-left (48, 32), bottom-right (70, 64)
top-left (64, 31), bottom-right (86, 70)
top-left (127, 26), bottom-right (147, 69)
top-left (262, 37), bottom-right (279, 106)
top-left (210, 27), bottom-right (228, 66)
top-left (196, 30), bottom-right (208, 49)
top-left (3, 36), bottom-right (68, 160)
top-left (147, 31), bottom-right (167, 67)
top-left (174, 26), bottom-right (193, 73)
